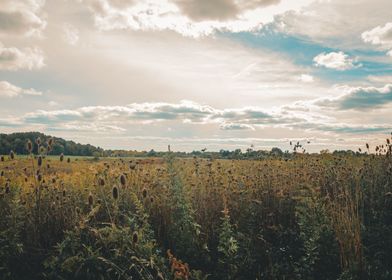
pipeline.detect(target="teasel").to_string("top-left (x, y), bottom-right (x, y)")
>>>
top-left (36, 137), bottom-right (41, 146)
top-left (26, 139), bottom-right (33, 153)
top-left (120, 174), bottom-right (126, 186)
top-left (67, 158), bottom-right (71, 163)
top-left (132, 231), bottom-right (138, 243)
top-left (37, 174), bottom-right (42, 182)
top-left (9, 150), bottom-right (15, 160)
top-left (99, 178), bottom-right (105, 186)
top-left (60, 153), bottom-right (64, 162)
top-left (142, 188), bottom-right (147, 198)
top-left (5, 182), bottom-right (10, 194)
top-left (38, 156), bottom-right (43, 167)
top-left (112, 185), bottom-right (119, 200)
top-left (0, 156), bottom-right (4, 162)
top-left (88, 193), bottom-right (94, 206)
top-left (48, 137), bottom-right (54, 147)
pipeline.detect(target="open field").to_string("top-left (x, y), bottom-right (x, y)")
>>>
top-left (1, 137), bottom-right (392, 280)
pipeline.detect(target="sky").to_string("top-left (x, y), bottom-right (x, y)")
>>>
top-left (0, 0), bottom-right (392, 152)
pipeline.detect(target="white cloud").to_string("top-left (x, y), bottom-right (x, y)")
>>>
top-left (84, 0), bottom-right (314, 37)
top-left (313, 51), bottom-right (359, 71)
top-left (0, 42), bottom-right (45, 70)
top-left (296, 74), bottom-right (314, 83)
top-left (0, 81), bottom-right (42, 97)
top-left (362, 22), bottom-right (392, 55)
top-left (63, 23), bottom-right (80, 45)
top-left (274, 0), bottom-right (392, 48)
top-left (0, 0), bottom-right (47, 37)
top-left (316, 84), bottom-right (392, 110)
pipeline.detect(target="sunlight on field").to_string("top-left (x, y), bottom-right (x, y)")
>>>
top-left (1, 135), bottom-right (392, 280)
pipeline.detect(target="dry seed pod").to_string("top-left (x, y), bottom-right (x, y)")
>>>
top-left (9, 150), bottom-right (15, 160)
top-left (132, 231), bottom-right (138, 243)
top-left (112, 186), bottom-right (119, 200)
top-left (38, 156), bottom-right (43, 167)
top-left (88, 193), bottom-right (94, 206)
top-left (120, 174), bottom-right (126, 186)
top-left (26, 140), bottom-right (33, 153)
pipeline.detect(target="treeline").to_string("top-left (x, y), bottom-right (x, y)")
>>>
top-left (0, 132), bottom-right (360, 158)
top-left (0, 132), bottom-right (104, 156)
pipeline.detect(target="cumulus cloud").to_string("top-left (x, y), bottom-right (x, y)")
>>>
top-left (316, 84), bottom-right (392, 110)
top-left (313, 51), bottom-right (359, 71)
top-left (0, 0), bottom-right (46, 36)
top-left (84, 0), bottom-right (314, 36)
top-left (0, 42), bottom-right (45, 70)
top-left (362, 22), bottom-right (392, 55)
top-left (0, 80), bottom-right (42, 98)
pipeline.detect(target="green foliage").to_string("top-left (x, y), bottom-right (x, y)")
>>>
top-left (217, 210), bottom-right (239, 280)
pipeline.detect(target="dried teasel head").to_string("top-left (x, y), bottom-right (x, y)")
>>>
top-left (26, 140), bottom-right (33, 153)
top-left (112, 185), bottom-right (119, 200)
top-left (60, 153), bottom-right (64, 162)
top-left (142, 188), bottom-right (147, 198)
top-left (9, 150), bottom-right (15, 160)
top-left (120, 174), bottom-right (126, 186)
top-left (67, 158), bottom-right (71, 163)
top-left (88, 193), bottom-right (94, 206)
top-left (132, 231), bottom-right (138, 243)
top-left (99, 178), bottom-right (105, 186)
top-left (37, 156), bottom-right (43, 167)
top-left (0, 156), bottom-right (4, 162)
top-left (35, 137), bottom-right (41, 146)
top-left (48, 138), bottom-right (54, 147)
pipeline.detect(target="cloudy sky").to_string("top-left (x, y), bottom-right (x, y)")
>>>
top-left (1, 0), bottom-right (392, 152)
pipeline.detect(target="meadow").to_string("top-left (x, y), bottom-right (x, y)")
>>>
top-left (1, 136), bottom-right (392, 280)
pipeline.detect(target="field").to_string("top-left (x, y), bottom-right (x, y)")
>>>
top-left (1, 138), bottom-right (392, 280)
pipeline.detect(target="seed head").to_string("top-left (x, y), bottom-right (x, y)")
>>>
top-left (26, 140), bottom-right (33, 153)
top-left (36, 137), bottom-right (41, 146)
top-left (142, 188), bottom-right (147, 198)
top-left (67, 158), bottom-right (71, 163)
top-left (112, 186), bottom-right (119, 200)
top-left (38, 156), bottom-right (43, 167)
top-left (60, 153), bottom-right (64, 162)
top-left (120, 174), bottom-right (126, 186)
top-left (9, 150), bottom-right (15, 160)
top-left (0, 156), bottom-right (4, 162)
top-left (132, 231), bottom-right (138, 243)
top-left (88, 193), bottom-right (94, 206)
